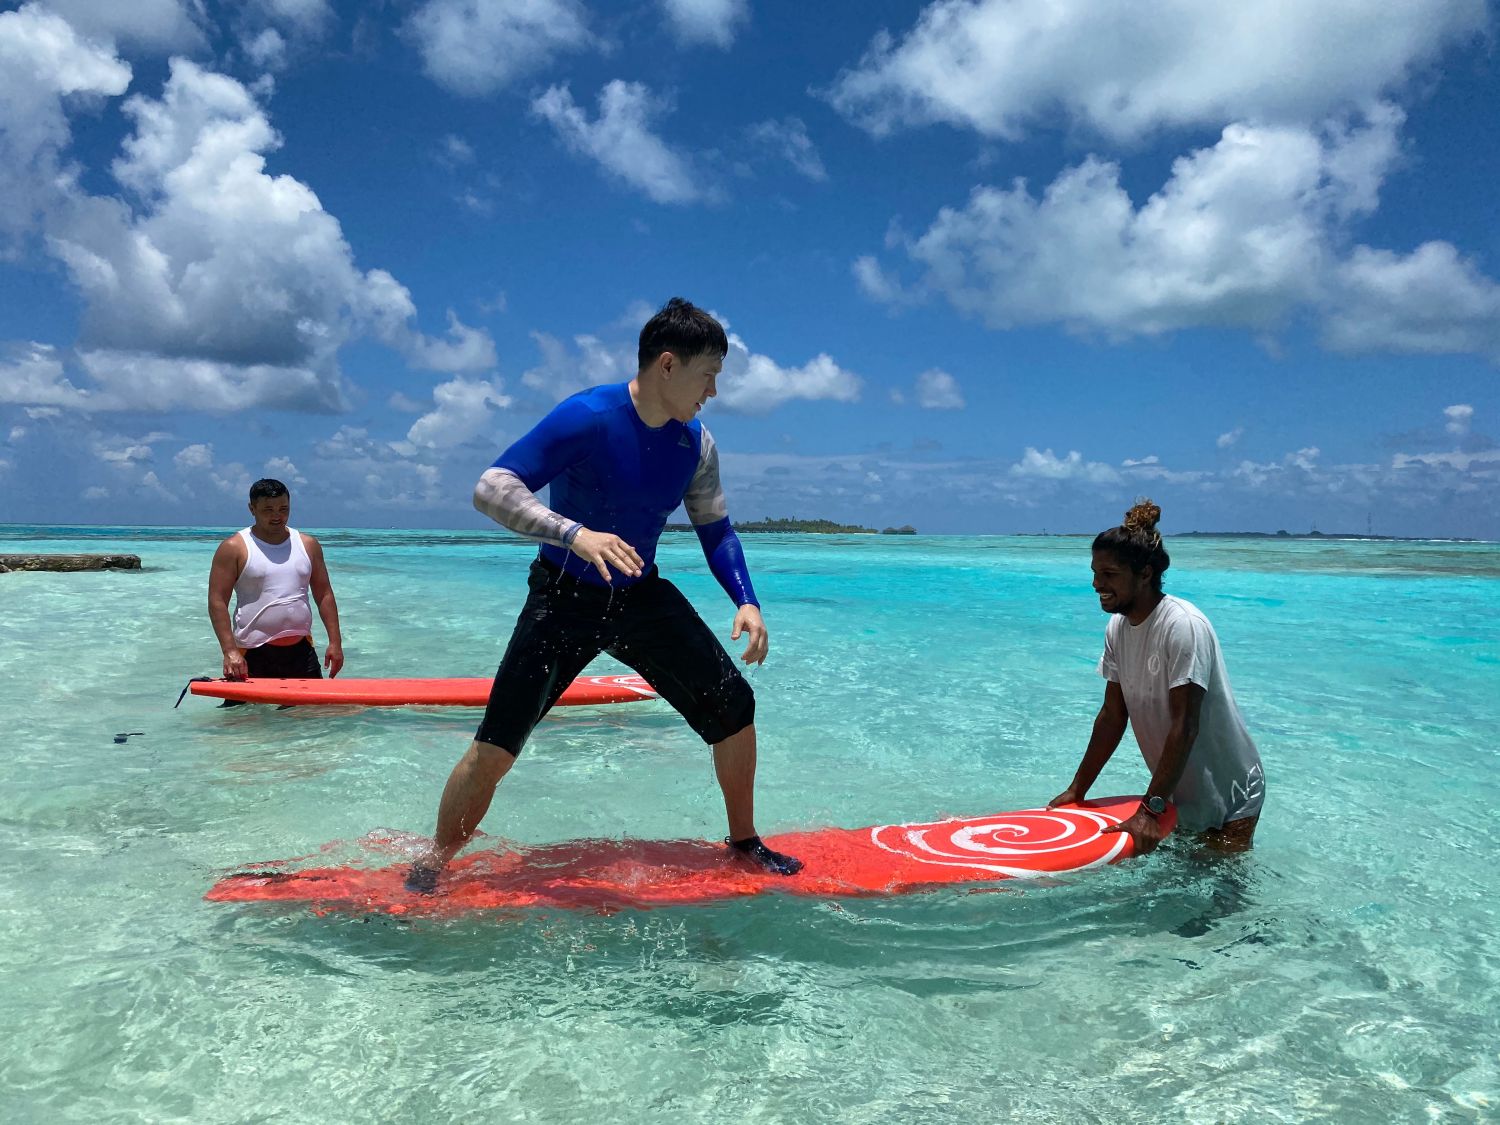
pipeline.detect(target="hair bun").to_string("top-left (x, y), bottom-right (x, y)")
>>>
top-left (1122, 499), bottom-right (1162, 535)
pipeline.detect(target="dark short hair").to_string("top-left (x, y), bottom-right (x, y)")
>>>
top-left (1093, 499), bottom-right (1171, 593)
top-left (638, 297), bottom-right (728, 369)
top-left (249, 478), bottom-right (289, 503)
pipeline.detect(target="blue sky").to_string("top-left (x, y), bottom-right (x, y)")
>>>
top-left (1, 0), bottom-right (1497, 537)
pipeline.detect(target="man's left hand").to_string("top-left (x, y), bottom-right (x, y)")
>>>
top-left (324, 642), bottom-right (344, 678)
top-left (1102, 807), bottom-right (1170, 855)
top-left (731, 605), bottom-right (768, 666)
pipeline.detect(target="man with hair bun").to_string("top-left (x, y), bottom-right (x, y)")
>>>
top-left (1050, 499), bottom-right (1265, 852)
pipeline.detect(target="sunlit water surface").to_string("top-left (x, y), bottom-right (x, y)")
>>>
top-left (1, 526), bottom-right (1497, 1122)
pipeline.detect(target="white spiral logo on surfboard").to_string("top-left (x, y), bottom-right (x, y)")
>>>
top-left (578, 674), bottom-right (658, 698)
top-left (869, 807), bottom-right (1128, 878)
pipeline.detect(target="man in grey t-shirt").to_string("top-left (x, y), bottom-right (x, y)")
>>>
top-left (1050, 501), bottom-right (1265, 853)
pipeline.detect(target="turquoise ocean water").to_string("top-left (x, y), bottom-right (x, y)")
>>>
top-left (2, 525), bottom-right (1498, 1123)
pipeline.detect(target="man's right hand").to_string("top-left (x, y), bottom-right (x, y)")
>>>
top-left (222, 649), bottom-right (248, 680)
top-left (569, 528), bottom-right (644, 583)
top-left (1047, 785), bottom-right (1085, 808)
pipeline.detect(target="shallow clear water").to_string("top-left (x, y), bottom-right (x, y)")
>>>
top-left (1, 526), bottom-right (1497, 1123)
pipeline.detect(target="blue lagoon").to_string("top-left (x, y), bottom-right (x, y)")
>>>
top-left (1, 526), bottom-right (1497, 1122)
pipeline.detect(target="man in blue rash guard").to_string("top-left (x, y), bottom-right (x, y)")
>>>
top-left (407, 298), bottom-right (801, 892)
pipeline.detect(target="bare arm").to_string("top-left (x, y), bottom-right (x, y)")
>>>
top-left (1050, 680), bottom-right (1129, 807)
top-left (1103, 682), bottom-right (1204, 854)
top-left (207, 537), bottom-right (247, 679)
top-left (1144, 683), bottom-right (1202, 806)
top-left (304, 534), bottom-right (343, 677)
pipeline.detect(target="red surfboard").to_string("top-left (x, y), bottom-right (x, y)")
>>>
top-left (188, 673), bottom-right (658, 708)
top-left (206, 796), bottom-right (1174, 916)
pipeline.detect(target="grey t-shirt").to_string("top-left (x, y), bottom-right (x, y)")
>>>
top-left (1100, 595), bottom-right (1266, 831)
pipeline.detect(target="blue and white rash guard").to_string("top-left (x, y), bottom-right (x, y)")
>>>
top-left (473, 382), bottom-right (758, 607)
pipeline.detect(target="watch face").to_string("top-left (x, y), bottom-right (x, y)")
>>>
top-left (1145, 796), bottom-right (1167, 814)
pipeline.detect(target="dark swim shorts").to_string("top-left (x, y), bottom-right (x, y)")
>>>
top-left (243, 637), bottom-right (322, 679)
top-left (476, 558), bottom-right (755, 755)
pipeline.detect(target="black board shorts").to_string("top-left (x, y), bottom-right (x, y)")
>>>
top-left (476, 558), bottom-right (755, 755)
top-left (243, 637), bottom-right (322, 679)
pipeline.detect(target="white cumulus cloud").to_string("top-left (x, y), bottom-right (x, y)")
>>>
top-left (94, 436), bottom-right (154, 467)
top-left (439, 134), bottom-right (475, 166)
top-left (0, 4), bottom-right (132, 250)
top-left (1121, 456), bottom-right (1209, 485)
top-left (1234, 446), bottom-right (1321, 488)
top-left (914, 368), bottom-right (964, 410)
top-left (1445, 404), bottom-right (1474, 436)
top-left (0, 343), bottom-right (91, 407)
top-left (314, 425), bottom-right (447, 510)
top-left (1322, 242), bottom-right (1500, 361)
top-left (248, 0), bottom-right (332, 36)
top-left (263, 454), bottom-right (306, 485)
top-left (523, 331), bottom-right (636, 402)
top-left (532, 81), bottom-right (705, 205)
top-left (35, 0), bottom-right (208, 54)
top-left (746, 116), bottom-right (827, 181)
top-left (660, 0), bottom-right (748, 48)
top-left (1393, 448), bottom-right (1500, 473)
top-left (838, 4), bottom-right (1500, 363)
top-left (400, 311), bottom-right (499, 373)
top-left (860, 106), bottom-right (1404, 339)
top-left (14, 58), bottom-right (494, 412)
top-left (230, 0), bottom-right (333, 72)
top-left (852, 255), bottom-right (910, 305)
top-left (828, 0), bottom-right (1486, 141)
top-left (403, 376), bottom-right (513, 450)
top-left (73, 351), bottom-right (344, 412)
top-left (1009, 447), bottom-right (1120, 484)
top-left (174, 442), bottom-right (213, 470)
top-left (242, 28), bottom-right (286, 70)
top-left (406, 0), bottom-right (591, 97)
top-left (719, 333), bottom-right (861, 414)
top-left (515, 313), bottom-right (861, 415)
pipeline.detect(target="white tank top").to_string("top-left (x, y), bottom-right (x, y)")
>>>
top-left (232, 527), bottom-right (314, 649)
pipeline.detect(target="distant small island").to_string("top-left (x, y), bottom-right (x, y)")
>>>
top-left (665, 517), bottom-right (917, 535)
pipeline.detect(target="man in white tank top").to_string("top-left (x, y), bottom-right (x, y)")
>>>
top-left (1050, 501), bottom-right (1265, 853)
top-left (207, 478), bottom-right (343, 682)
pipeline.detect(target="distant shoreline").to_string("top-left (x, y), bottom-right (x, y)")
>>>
top-left (0, 522), bottom-right (1489, 544)
top-left (1180, 530), bottom-right (1480, 543)
top-left (1018, 530), bottom-right (1481, 543)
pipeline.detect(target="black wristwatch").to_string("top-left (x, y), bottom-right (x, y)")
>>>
top-left (1140, 795), bottom-right (1168, 818)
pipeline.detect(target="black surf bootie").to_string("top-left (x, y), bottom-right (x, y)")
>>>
top-left (726, 835), bottom-right (803, 876)
top-left (404, 863), bottom-right (441, 895)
